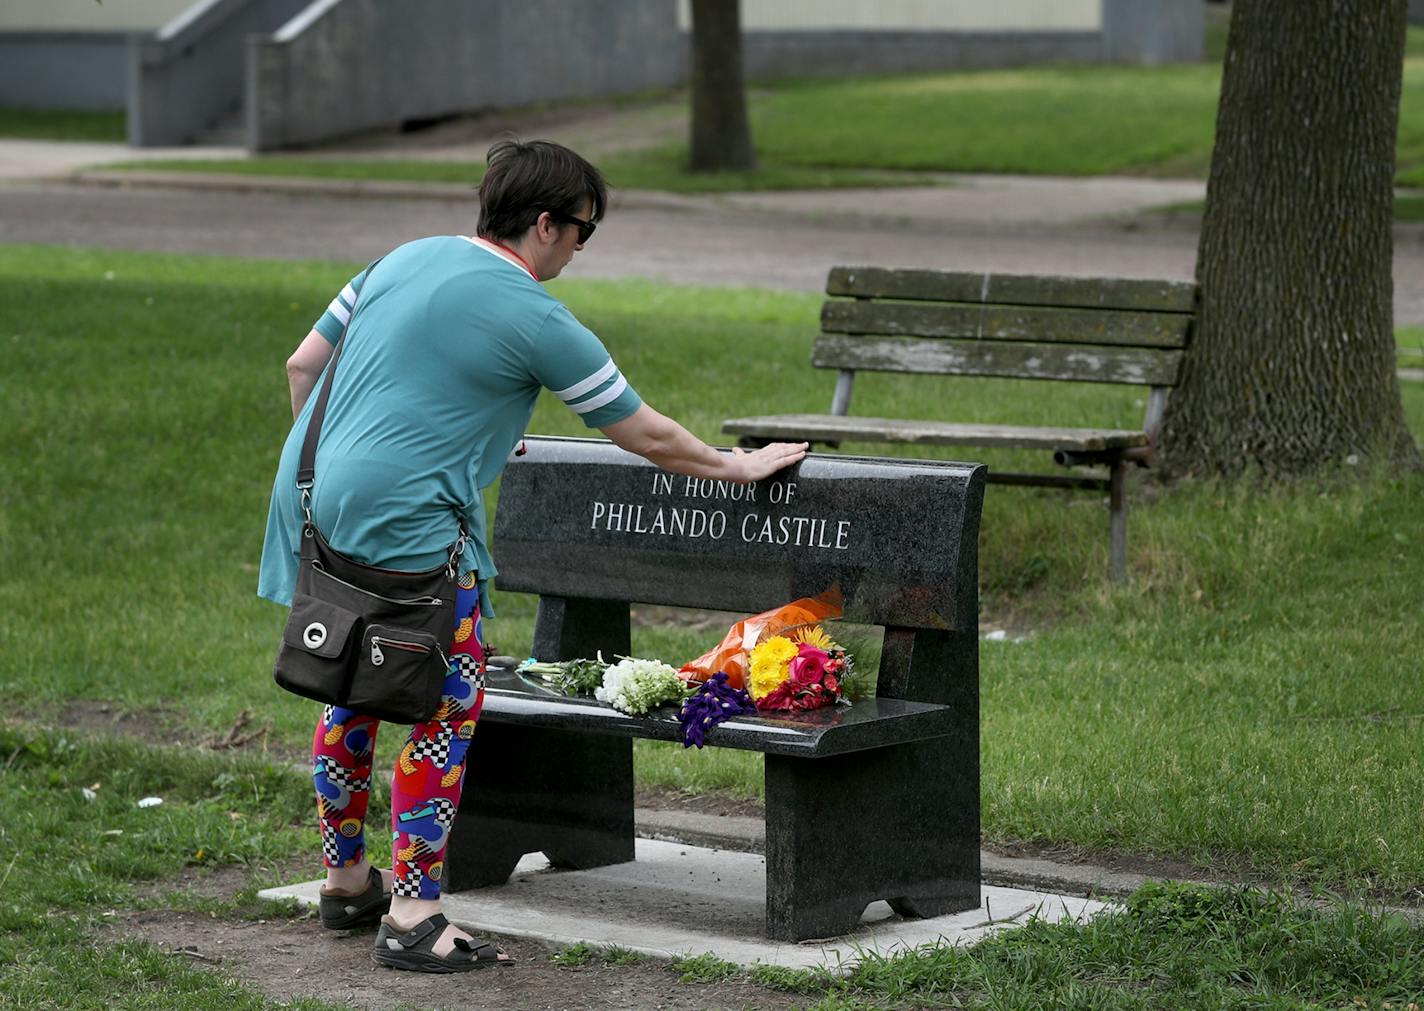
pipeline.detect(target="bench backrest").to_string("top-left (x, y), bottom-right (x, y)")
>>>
top-left (818, 267), bottom-right (1198, 421)
top-left (492, 436), bottom-right (986, 707)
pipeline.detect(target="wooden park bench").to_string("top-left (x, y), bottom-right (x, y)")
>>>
top-left (722, 267), bottom-right (1200, 580)
top-left (444, 436), bottom-right (986, 942)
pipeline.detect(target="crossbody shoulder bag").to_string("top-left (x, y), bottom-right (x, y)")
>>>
top-left (272, 260), bottom-right (467, 723)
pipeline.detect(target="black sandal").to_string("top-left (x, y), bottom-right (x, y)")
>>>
top-left (373, 913), bottom-right (511, 973)
top-left (318, 866), bottom-right (391, 929)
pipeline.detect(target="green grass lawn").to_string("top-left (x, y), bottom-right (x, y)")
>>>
top-left (3, 244), bottom-right (1424, 1008)
top-left (0, 106), bottom-right (125, 142)
top-left (0, 723), bottom-right (356, 1010)
top-left (102, 25), bottom-right (1424, 195)
top-left (4, 243), bottom-right (1423, 893)
top-left (1401, 326), bottom-right (1424, 368)
top-left (11, 721), bottom-right (1424, 1009)
top-left (674, 883), bottom-right (1424, 1009)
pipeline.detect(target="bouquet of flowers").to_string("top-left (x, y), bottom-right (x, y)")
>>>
top-left (595, 656), bottom-right (690, 716)
top-left (516, 655), bottom-right (608, 696)
top-left (676, 671), bottom-right (757, 749)
top-left (678, 589), bottom-right (841, 692)
top-left (746, 623), bottom-right (852, 713)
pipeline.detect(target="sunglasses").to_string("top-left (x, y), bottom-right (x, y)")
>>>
top-left (551, 211), bottom-right (596, 244)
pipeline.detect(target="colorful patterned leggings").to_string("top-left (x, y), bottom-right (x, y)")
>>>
top-left (311, 571), bottom-right (485, 901)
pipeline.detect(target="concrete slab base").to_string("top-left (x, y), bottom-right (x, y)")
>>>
top-left (260, 838), bottom-right (1112, 970)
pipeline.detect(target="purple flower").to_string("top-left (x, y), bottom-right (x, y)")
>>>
top-left (677, 671), bottom-right (757, 749)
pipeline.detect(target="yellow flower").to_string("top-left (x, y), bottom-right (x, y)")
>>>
top-left (790, 624), bottom-right (834, 651)
top-left (748, 636), bottom-right (799, 699)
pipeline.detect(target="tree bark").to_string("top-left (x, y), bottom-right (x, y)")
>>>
top-left (1159, 0), bottom-right (1420, 476)
top-left (689, 0), bottom-right (757, 172)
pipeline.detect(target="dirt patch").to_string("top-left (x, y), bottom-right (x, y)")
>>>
top-left (134, 854), bottom-right (315, 906)
top-left (18, 699), bottom-right (307, 764)
top-left (629, 604), bottom-right (746, 634)
top-left (16, 699), bottom-right (181, 742)
top-left (113, 909), bottom-right (805, 1011)
top-left (636, 786), bottom-right (764, 821)
top-left (987, 838), bottom-right (1221, 888)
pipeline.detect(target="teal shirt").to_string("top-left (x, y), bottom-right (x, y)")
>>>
top-left (258, 236), bottom-right (642, 614)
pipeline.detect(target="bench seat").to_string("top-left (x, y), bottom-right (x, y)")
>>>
top-left (482, 670), bottom-right (959, 758)
top-left (722, 413), bottom-right (1150, 453)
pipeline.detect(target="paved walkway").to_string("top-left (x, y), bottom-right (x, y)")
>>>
top-left (264, 841), bottom-right (1109, 970)
top-left (0, 137), bottom-right (236, 182)
top-left (4, 135), bottom-right (1208, 227)
top-left (5, 138), bottom-right (1424, 325)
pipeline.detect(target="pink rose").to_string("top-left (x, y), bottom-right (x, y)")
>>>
top-left (788, 644), bottom-right (829, 687)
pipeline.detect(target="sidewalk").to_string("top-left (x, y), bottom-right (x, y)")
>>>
top-left (0, 136), bottom-right (1207, 232)
top-left (6, 136), bottom-right (1424, 326)
top-left (264, 840), bottom-right (1110, 971)
top-left (0, 137), bottom-right (237, 182)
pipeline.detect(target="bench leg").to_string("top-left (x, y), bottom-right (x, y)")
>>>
top-left (1109, 456), bottom-right (1128, 582)
top-left (443, 722), bottom-right (635, 892)
top-left (764, 739), bottom-right (979, 941)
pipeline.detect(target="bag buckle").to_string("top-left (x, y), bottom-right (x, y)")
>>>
top-left (297, 481), bottom-right (314, 528)
top-left (447, 524), bottom-right (469, 580)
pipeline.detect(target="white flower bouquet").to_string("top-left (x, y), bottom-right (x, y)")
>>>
top-left (594, 656), bottom-right (690, 716)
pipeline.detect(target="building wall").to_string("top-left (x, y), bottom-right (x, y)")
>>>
top-left (682, 0), bottom-right (1199, 80)
top-left (1102, 0), bottom-right (1204, 64)
top-left (742, 30), bottom-right (1102, 81)
top-left (677, 0), bottom-right (1101, 32)
top-left (20, 0), bottom-right (1207, 141)
top-left (249, 0), bottom-right (686, 150)
top-left (130, 0), bottom-right (312, 144)
top-left (0, 33), bottom-right (128, 109)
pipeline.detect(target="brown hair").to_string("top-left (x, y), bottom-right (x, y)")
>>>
top-left (477, 139), bottom-right (607, 242)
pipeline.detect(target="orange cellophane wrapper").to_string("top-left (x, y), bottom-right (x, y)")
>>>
top-left (677, 587), bottom-right (843, 691)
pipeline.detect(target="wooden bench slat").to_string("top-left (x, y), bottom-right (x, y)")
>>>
top-left (812, 335), bottom-right (1184, 385)
top-left (821, 300), bottom-right (1191, 348)
top-left (827, 266), bottom-right (1198, 313)
top-left (722, 414), bottom-right (1149, 452)
top-left (481, 675), bottom-right (959, 758)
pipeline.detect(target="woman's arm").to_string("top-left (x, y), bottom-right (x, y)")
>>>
top-left (287, 330), bottom-right (335, 419)
top-left (600, 404), bottom-right (807, 483)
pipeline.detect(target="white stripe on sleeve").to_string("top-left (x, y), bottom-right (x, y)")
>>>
top-left (340, 283), bottom-right (357, 306)
top-left (568, 375), bottom-right (629, 415)
top-left (327, 298), bottom-right (351, 325)
top-left (552, 359), bottom-right (617, 402)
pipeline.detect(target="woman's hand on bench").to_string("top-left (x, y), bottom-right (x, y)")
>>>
top-left (729, 442), bottom-right (809, 482)
top-left (602, 404), bottom-right (807, 482)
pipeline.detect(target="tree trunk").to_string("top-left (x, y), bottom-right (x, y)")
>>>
top-left (1159, 0), bottom-right (1420, 477)
top-left (689, 0), bottom-right (757, 172)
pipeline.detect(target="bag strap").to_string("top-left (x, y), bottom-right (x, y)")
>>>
top-left (296, 258), bottom-right (382, 495)
top-left (294, 259), bottom-right (469, 577)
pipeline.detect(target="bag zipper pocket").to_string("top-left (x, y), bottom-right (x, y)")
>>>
top-left (312, 561), bottom-right (443, 606)
top-left (370, 634), bottom-right (433, 667)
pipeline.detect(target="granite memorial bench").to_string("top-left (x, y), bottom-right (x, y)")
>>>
top-left (444, 435), bottom-right (986, 942)
top-left (722, 267), bottom-right (1200, 580)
